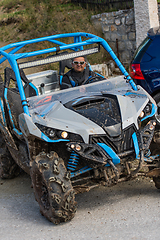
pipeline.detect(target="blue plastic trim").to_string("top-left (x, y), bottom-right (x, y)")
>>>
top-left (97, 142), bottom-right (120, 166)
top-left (124, 92), bottom-right (144, 96)
top-left (124, 93), bottom-right (157, 121)
top-left (70, 79), bottom-right (76, 87)
top-left (0, 98), bottom-right (6, 126)
top-left (41, 132), bottom-right (69, 142)
top-left (4, 88), bottom-right (15, 128)
top-left (132, 132), bottom-right (139, 158)
top-left (70, 166), bottom-right (92, 178)
top-left (28, 82), bottom-right (38, 96)
top-left (95, 72), bottom-right (105, 78)
top-left (59, 75), bottom-right (63, 86)
top-left (141, 103), bottom-right (157, 121)
top-left (13, 128), bottom-right (23, 136)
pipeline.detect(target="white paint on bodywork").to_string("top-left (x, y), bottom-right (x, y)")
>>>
top-left (19, 113), bottom-right (42, 138)
top-left (32, 102), bottom-right (106, 143)
top-left (117, 93), bottom-right (148, 129)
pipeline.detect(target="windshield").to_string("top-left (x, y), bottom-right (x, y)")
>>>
top-left (28, 76), bottom-right (130, 110)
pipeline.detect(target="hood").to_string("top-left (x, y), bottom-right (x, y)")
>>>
top-left (30, 100), bottom-right (106, 143)
top-left (64, 94), bottom-right (122, 137)
top-left (27, 76), bottom-right (151, 142)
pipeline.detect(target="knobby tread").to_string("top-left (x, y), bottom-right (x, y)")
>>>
top-left (0, 133), bottom-right (21, 179)
top-left (30, 151), bottom-right (77, 224)
top-left (153, 177), bottom-right (160, 189)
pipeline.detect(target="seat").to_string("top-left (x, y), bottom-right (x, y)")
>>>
top-left (4, 67), bottom-right (38, 98)
top-left (59, 56), bottom-right (72, 86)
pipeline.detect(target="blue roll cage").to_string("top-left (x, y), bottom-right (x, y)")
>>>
top-left (0, 32), bottom-right (137, 116)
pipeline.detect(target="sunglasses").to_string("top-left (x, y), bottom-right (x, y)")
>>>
top-left (73, 61), bottom-right (86, 65)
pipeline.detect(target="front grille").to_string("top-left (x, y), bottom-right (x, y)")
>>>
top-left (90, 125), bottom-right (136, 154)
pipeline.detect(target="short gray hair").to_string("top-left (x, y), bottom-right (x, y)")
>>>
top-left (72, 56), bottom-right (86, 62)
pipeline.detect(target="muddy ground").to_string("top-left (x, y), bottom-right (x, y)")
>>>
top-left (1, 172), bottom-right (160, 240)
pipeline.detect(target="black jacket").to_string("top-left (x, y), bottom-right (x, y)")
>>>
top-left (60, 68), bottom-right (95, 90)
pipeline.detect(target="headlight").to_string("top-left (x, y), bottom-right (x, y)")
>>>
top-left (35, 123), bottom-right (58, 139)
top-left (139, 102), bottom-right (152, 120)
top-left (61, 131), bottom-right (68, 139)
top-left (35, 123), bottom-right (84, 142)
top-left (139, 111), bottom-right (144, 118)
top-left (46, 129), bottom-right (56, 138)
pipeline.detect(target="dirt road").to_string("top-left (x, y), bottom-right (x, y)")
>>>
top-left (1, 172), bottom-right (160, 240)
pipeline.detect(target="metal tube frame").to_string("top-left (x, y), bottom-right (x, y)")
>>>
top-left (0, 32), bottom-right (137, 116)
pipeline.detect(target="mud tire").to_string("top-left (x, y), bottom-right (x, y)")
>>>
top-left (153, 177), bottom-right (160, 189)
top-left (0, 133), bottom-right (21, 179)
top-left (30, 151), bottom-right (77, 224)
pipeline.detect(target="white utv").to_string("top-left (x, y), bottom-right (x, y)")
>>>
top-left (0, 32), bottom-right (159, 224)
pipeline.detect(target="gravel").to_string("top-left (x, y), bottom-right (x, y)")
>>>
top-left (0, 173), bottom-right (160, 240)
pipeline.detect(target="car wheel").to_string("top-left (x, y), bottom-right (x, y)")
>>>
top-left (30, 151), bottom-right (77, 224)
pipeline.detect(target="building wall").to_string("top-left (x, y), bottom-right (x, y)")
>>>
top-left (91, 5), bottom-right (160, 66)
top-left (134, 0), bottom-right (159, 47)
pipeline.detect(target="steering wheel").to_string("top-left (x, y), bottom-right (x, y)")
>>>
top-left (83, 75), bottom-right (105, 85)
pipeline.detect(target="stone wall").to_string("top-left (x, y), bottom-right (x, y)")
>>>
top-left (91, 6), bottom-right (160, 66)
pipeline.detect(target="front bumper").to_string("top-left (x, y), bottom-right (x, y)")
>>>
top-left (67, 120), bottom-right (156, 166)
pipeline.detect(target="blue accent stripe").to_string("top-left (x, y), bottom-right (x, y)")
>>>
top-left (28, 82), bottom-right (38, 96)
top-left (13, 128), bottom-right (23, 136)
top-left (124, 92), bottom-right (142, 96)
top-left (4, 88), bottom-right (15, 128)
top-left (0, 98), bottom-right (6, 126)
top-left (141, 103), bottom-right (157, 121)
top-left (59, 75), bottom-right (63, 85)
top-left (41, 132), bottom-right (69, 142)
top-left (70, 79), bottom-right (76, 87)
top-left (97, 142), bottom-right (120, 166)
top-left (132, 132), bottom-right (139, 158)
top-left (70, 166), bottom-right (92, 178)
top-left (95, 72), bottom-right (105, 78)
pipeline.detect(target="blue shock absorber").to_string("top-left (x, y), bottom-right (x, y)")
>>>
top-left (67, 151), bottom-right (79, 171)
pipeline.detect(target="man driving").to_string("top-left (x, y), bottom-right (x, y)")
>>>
top-left (60, 56), bottom-right (96, 89)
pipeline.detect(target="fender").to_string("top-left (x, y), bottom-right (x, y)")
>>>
top-left (0, 95), bottom-right (18, 150)
top-left (0, 121), bottom-right (18, 150)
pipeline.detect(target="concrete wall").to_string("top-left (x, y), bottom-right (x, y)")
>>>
top-left (134, 0), bottom-right (159, 47)
top-left (91, 3), bottom-right (160, 66)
